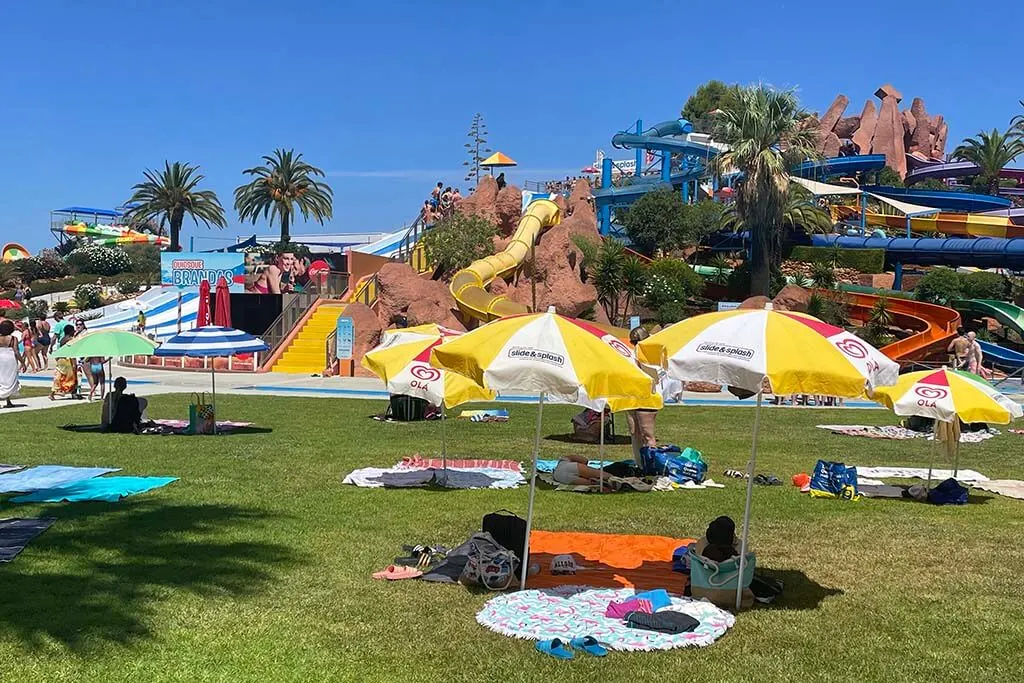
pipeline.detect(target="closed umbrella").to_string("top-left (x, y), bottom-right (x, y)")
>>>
top-left (197, 279), bottom-right (211, 327)
top-left (214, 277), bottom-right (232, 327)
top-left (154, 326), bottom-right (268, 433)
top-left (431, 308), bottom-right (661, 589)
top-left (637, 303), bottom-right (899, 609)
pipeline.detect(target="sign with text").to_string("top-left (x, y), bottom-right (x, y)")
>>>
top-left (716, 301), bottom-right (741, 312)
top-left (161, 253), bottom-right (244, 292)
top-left (336, 316), bottom-right (354, 360)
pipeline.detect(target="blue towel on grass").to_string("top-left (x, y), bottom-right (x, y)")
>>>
top-left (11, 476), bottom-right (178, 503)
top-left (535, 459), bottom-right (607, 473)
top-left (0, 466), bottom-right (120, 493)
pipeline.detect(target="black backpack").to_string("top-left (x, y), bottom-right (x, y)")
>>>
top-left (482, 509), bottom-right (527, 566)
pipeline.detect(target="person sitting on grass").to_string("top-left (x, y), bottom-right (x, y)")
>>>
top-left (102, 376), bottom-right (144, 433)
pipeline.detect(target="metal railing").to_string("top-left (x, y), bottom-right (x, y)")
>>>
top-left (307, 270), bottom-right (349, 298)
top-left (349, 274), bottom-right (379, 306)
top-left (395, 210), bottom-right (427, 264)
top-left (325, 329), bottom-right (337, 375)
top-left (261, 292), bottom-right (320, 359)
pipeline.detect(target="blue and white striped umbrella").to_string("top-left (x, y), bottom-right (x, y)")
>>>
top-left (155, 326), bottom-right (268, 357)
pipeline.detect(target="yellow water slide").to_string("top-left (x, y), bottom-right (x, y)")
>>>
top-left (450, 198), bottom-right (561, 322)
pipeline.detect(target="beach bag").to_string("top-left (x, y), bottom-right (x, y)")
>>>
top-left (809, 460), bottom-right (859, 500)
top-left (482, 509), bottom-right (527, 565)
top-left (641, 445), bottom-right (707, 484)
top-left (388, 394), bottom-right (428, 421)
top-left (459, 532), bottom-right (518, 590)
top-left (689, 548), bottom-right (756, 591)
top-left (927, 478), bottom-right (968, 506)
top-left (188, 393), bottom-right (215, 435)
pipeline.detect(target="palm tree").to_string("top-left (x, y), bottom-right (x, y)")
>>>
top-left (951, 129), bottom-right (1024, 196)
top-left (125, 162), bottom-right (227, 251)
top-left (234, 149), bottom-right (333, 243)
top-left (712, 85), bottom-right (821, 295)
top-left (723, 184), bottom-right (832, 236)
top-left (1011, 100), bottom-right (1024, 140)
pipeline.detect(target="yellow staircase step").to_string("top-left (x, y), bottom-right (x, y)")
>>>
top-left (270, 302), bottom-right (349, 374)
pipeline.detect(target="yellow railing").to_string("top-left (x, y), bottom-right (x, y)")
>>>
top-left (349, 274), bottom-right (379, 306)
top-left (410, 242), bottom-right (432, 274)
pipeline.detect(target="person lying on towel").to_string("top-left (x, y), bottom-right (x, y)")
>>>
top-left (551, 454), bottom-right (620, 488)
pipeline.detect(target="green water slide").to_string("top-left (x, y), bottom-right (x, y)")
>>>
top-left (952, 299), bottom-right (1024, 340)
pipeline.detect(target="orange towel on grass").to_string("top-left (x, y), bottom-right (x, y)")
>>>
top-left (526, 530), bottom-right (695, 592)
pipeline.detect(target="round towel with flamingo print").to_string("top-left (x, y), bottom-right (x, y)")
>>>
top-left (476, 585), bottom-right (734, 651)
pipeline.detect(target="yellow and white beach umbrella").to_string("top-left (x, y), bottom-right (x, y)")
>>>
top-left (431, 308), bottom-right (662, 589)
top-left (637, 303), bottom-right (900, 609)
top-left (636, 305), bottom-right (899, 397)
top-left (871, 368), bottom-right (1022, 425)
top-left (872, 368), bottom-right (1021, 485)
top-left (363, 325), bottom-right (493, 409)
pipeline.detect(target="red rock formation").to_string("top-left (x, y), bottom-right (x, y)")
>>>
top-left (738, 295), bottom-right (772, 310)
top-left (834, 116), bottom-right (861, 139)
top-left (343, 302), bottom-right (384, 377)
top-left (874, 84), bottom-right (903, 102)
top-left (902, 110), bottom-right (917, 137)
top-left (454, 176), bottom-right (523, 234)
top-left (375, 262), bottom-right (466, 331)
top-left (821, 132), bottom-right (841, 158)
top-left (819, 94), bottom-right (849, 134)
top-left (908, 98), bottom-right (932, 156)
top-left (933, 121), bottom-right (949, 159)
top-left (873, 91), bottom-right (907, 177)
top-left (852, 100), bottom-right (877, 155)
top-left (771, 285), bottom-right (811, 313)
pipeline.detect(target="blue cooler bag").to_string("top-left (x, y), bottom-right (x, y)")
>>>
top-left (641, 445), bottom-right (707, 484)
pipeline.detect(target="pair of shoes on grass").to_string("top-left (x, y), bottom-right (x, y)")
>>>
top-left (535, 636), bottom-right (608, 659)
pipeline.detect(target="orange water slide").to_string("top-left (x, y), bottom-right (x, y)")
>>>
top-left (840, 292), bottom-right (960, 363)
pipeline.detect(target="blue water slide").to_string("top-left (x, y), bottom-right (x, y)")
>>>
top-left (810, 234), bottom-right (1024, 270)
top-left (791, 155), bottom-right (887, 179)
top-left (861, 185), bottom-right (1012, 213)
top-left (978, 340), bottom-right (1024, 372)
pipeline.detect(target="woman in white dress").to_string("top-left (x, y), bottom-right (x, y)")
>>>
top-left (0, 319), bottom-right (22, 408)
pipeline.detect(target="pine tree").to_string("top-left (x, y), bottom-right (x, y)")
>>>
top-left (463, 113), bottom-right (491, 189)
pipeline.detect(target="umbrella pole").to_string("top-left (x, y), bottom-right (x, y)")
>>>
top-left (736, 391), bottom-right (763, 611)
top-left (519, 392), bottom-right (545, 591)
top-left (599, 408), bottom-right (605, 491)
top-left (211, 364), bottom-right (217, 435)
top-left (441, 403), bottom-right (447, 479)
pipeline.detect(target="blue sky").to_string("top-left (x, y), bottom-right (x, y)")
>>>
top-left (1, 0), bottom-right (1022, 252)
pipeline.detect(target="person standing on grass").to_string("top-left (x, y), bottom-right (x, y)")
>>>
top-left (0, 319), bottom-right (22, 408)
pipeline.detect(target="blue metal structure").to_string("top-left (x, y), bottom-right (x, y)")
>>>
top-left (592, 118), bottom-right (721, 234)
top-left (810, 234), bottom-right (1024, 271)
top-left (861, 186), bottom-right (1012, 213)
top-left (791, 155), bottom-right (886, 179)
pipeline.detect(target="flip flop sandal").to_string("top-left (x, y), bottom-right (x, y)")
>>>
top-left (384, 565), bottom-right (423, 580)
top-left (724, 469), bottom-right (747, 479)
top-left (569, 636), bottom-right (608, 657)
top-left (372, 564), bottom-right (398, 580)
top-left (535, 638), bottom-right (574, 660)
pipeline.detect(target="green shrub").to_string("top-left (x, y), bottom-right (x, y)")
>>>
top-left (960, 271), bottom-right (1010, 300)
top-left (24, 299), bottom-right (48, 319)
top-left (789, 246), bottom-right (885, 273)
top-left (915, 268), bottom-right (963, 304)
top-left (642, 259), bottom-right (703, 313)
top-left (73, 283), bottom-right (103, 310)
top-left (66, 245), bottom-right (133, 276)
top-left (116, 277), bottom-right (140, 295)
top-left (52, 301), bottom-right (70, 314)
top-left (121, 244), bottom-right (161, 276)
top-left (420, 212), bottom-right (498, 277)
top-left (876, 166), bottom-right (904, 188)
top-left (20, 249), bottom-right (69, 282)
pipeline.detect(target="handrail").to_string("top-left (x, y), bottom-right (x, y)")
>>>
top-left (395, 209), bottom-right (427, 263)
top-left (307, 270), bottom-right (349, 298)
top-left (261, 292), bottom-right (320, 359)
top-left (325, 328), bottom-right (337, 375)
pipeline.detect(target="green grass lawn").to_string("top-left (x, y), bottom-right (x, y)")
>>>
top-left (1, 395), bottom-right (1023, 682)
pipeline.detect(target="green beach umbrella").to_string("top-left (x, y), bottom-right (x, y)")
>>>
top-left (54, 330), bottom-right (159, 358)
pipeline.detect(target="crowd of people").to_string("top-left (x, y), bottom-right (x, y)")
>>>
top-left (948, 327), bottom-right (985, 375)
top-left (421, 182), bottom-right (464, 226)
top-left (544, 176), bottom-right (593, 194)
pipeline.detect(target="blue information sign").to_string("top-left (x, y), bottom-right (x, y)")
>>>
top-left (336, 316), bottom-right (354, 359)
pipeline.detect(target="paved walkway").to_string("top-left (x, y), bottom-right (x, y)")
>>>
top-left (1, 364), bottom-right (917, 416)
